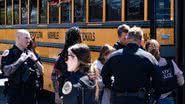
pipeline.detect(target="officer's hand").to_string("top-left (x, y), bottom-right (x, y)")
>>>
top-left (27, 50), bottom-right (38, 61)
top-left (55, 93), bottom-right (62, 104)
top-left (18, 53), bottom-right (29, 62)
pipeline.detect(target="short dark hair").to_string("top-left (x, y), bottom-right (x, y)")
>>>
top-left (117, 24), bottom-right (130, 37)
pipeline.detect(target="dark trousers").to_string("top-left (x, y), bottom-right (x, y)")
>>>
top-left (7, 86), bottom-right (36, 104)
top-left (111, 91), bottom-right (145, 104)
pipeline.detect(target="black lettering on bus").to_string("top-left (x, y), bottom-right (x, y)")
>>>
top-left (81, 32), bottom-right (95, 41)
top-left (48, 32), bottom-right (60, 39)
top-left (30, 32), bottom-right (43, 39)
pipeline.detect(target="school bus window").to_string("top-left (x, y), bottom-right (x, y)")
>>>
top-left (0, 0), bottom-right (5, 25)
top-left (14, 0), bottom-right (19, 24)
top-left (106, 0), bottom-right (121, 21)
top-left (30, 0), bottom-right (37, 24)
top-left (89, 0), bottom-right (103, 22)
top-left (61, 0), bottom-right (72, 23)
top-left (7, 0), bottom-right (12, 25)
top-left (39, 0), bottom-right (47, 24)
top-left (49, 5), bottom-right (59, 23)
top-left (156, 0), bottom-right (170, 20)
top-left (148, 0), bottom-right (151, 20)
top-left (125, 0), bottom-right (144, 21)
top-left (74, 0), bottom-right (86, 22)
top-left (21, 0), bottom-right (28, 24)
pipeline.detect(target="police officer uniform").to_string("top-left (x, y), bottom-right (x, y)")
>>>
top-left (61, 70), bottom-right (96, 104)
top-left (101, 43), bottom-right (161, 104)
top-left (1, 45), bottom-right (39, 104)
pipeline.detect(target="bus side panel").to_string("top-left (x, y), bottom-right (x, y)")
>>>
top-left (156, 28), bottom-right (174, 45)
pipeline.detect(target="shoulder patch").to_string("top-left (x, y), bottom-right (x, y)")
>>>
top-left (2, 50), bottom-right (9, 57)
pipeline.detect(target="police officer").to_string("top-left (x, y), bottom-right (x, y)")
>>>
top-left (1, 29), bottom-right (44, 104)
top-left (51, 27), bottom-right (82, 104)
top-left (62, 44), bottom-right (97, 104)
top-left (101, 26), bottom-right (162, 104)
top-left (113, 24), bottom-right (130, 50)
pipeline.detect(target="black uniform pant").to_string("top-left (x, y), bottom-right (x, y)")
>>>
top-left (7, 86), bottom-right (36, 104)
top-left (111, 91), bottom-right (145, 104)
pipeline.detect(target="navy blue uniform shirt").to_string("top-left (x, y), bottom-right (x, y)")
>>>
top-left (62, 70), bottom-right (96, 104)
top-left (101, 43), bottom-right (161, 92)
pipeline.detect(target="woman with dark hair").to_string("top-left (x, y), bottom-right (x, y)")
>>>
top-left (62, 43), bottom-right (98, 104)
top-left (93, 44), bottom-right (115, 104)
top-left (51, 27), bottom-right (82, 104)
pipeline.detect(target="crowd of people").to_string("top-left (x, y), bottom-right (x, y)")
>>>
top-left (0, 24), bottom-right (184, 104)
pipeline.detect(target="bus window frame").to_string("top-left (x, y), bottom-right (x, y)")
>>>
top-left (27, 0), bottom-right (30, 24)
top-left (105, 0), bottom-right (122, 22)
top-left (88, 0), bottom-right (104, 23)
top-left (6, 0), bottom-right (13, 25)
top-left (73, 0), bottom-right (87, 23)
top-left (47, 1), bottom-right (49, 24)
top-left (19, 0), bottom-right (21, 24)
top-left (170, 0), bottom-right (174, 20)
top-left (0, 0), bottom-right (5, 25)
top-left (144, 0), bottom-right (148, 21)
top-left (38, 0), bottom-right (48, 24)
top-left (21, 0), bottom-right (29, 24)
top-left (11, 0), bottom-right (14, 25)
top-left (13, 0), bottom-right (20, 25)
top-left (60, 0), bottom-right (72, 24)
top-left (86, 0), bottom-right (88, 23)
top-left (29, 0), bottom-right (38, 24)
top-left (5, 0), bottom-right (6, 25)
top-left (48, 2), bottom-right (60, 24)
top-left (125, 0), bottom-right (145, 21)
top-left (37, 0), bottom-right (39, 24)
top-left (59, 0), bottom-right (61, 24)
top-left (122, 0), bottom-right (125, 22)
top-left (72, 0), bottom-right (74, 23)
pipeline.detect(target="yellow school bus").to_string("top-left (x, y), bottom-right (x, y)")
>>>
top-left (0, 0), bottom-right (175, 93)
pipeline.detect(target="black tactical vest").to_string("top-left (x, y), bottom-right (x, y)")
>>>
top-left (155, 59), bottom-right (178, 94)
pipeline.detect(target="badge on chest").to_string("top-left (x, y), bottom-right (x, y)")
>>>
top-left (62, 81), bottom-right (72, 95)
